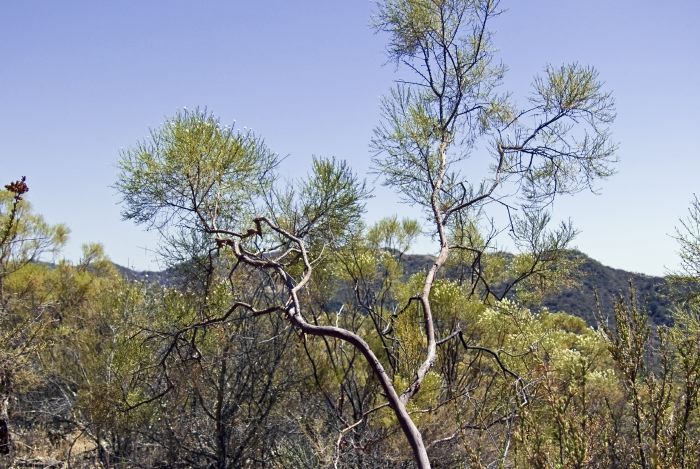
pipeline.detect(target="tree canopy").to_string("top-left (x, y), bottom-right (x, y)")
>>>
top-left (4, 1), bottom-right (700, 469)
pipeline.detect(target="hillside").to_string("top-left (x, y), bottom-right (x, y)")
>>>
top-left (395, 250), bottom-right (671, 325)
top-left (541, 252), bottom-right (671, 325)
top-left (114, 250), bottom-right (673, 326)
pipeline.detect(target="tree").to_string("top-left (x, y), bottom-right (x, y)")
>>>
top-left (669, 194), bottom-right (700, 309)
top-left (39, 247), bottom-right (155, 467)
top-left (130, 277), bottom-right (302, 468)
top-left (371, 0), bottom-right (614, 463)
top-left (0, 178), bottom-right (68, 460)
top-left (117, 1), bottom-right (616, 465)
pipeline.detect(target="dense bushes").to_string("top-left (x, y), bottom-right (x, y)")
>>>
top-left (3, 190), bottom-right (700, 467)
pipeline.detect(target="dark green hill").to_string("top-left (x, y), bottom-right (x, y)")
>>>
top-left (114, 250), bottom-right (673, 326)
top-left (540, 252), bottom-right (671, 326)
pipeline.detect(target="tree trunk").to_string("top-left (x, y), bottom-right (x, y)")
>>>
top-left (289, 312), bottom-right (431, 468)
top-left (215, 355), bottom-right (228, 469)
top-left (0, 371), bottom-right (11, 458)
top-left (0, 396), bottom-right (9, 456)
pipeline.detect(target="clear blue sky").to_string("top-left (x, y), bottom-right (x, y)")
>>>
top-left (2, 1), bottom-right (698, 275)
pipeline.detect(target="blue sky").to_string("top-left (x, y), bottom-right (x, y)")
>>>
top-left (2, 1), bottom-right (698, 275)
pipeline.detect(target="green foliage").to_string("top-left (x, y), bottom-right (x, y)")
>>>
top-left (110, 4), bottom-right (619, 464)
top-left (677, 195), bottom-right (700, 278)
top-left (373, 0), bottom-right (615, 217)
top-left (367, 216), bottom-right (420, 253)
top-left (116, 108), bottom-right (278, 233)
top-left (0, 190), bottom-right (68, 277)
top-left (295, 156), bottom-right (370, 248)
top-left (9, 1), bottom-right (700, 467)
top-left (3, 211), bottom-right (700, 468)
top-left (668, 195), bottom-right (700, 307)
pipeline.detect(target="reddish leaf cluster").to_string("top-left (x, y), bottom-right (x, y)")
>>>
top-left (4, 176), bottom-right (28, 200)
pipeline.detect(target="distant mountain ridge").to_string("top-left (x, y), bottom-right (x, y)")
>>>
top-left (113, 263), bottom-right (183, 287)
top-left (540, 252), bottom-right (671, 326)
top-left (113, 250), bottom-right (672, 326)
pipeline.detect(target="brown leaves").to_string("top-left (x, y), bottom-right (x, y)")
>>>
top-left (4, 176), bottom-right (28, 201)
